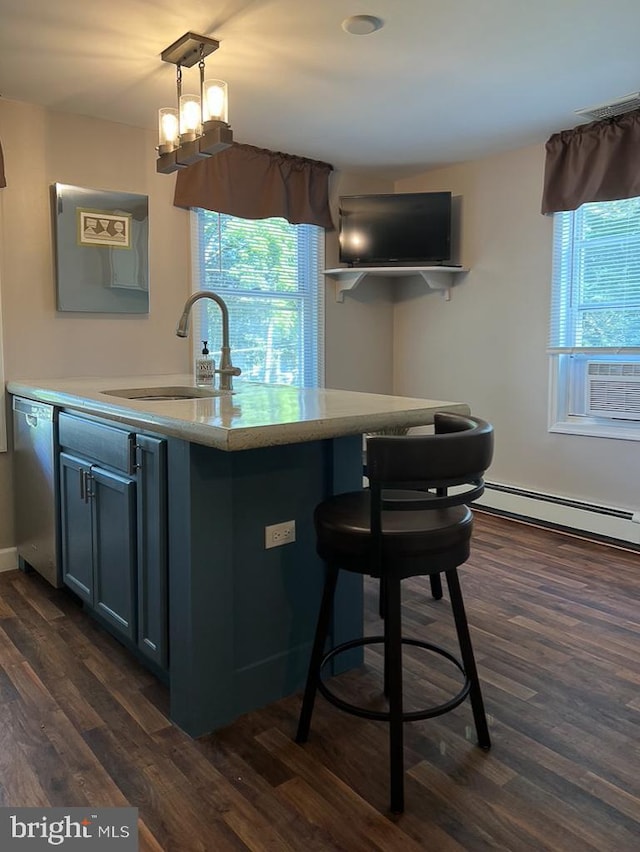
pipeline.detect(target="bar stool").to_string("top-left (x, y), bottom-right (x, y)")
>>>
top-left (295, 412), bottom-right (494, 813)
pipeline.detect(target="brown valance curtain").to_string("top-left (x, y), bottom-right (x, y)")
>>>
top-left (541, 109), bottom-right (640, 214)
top-left (0, 140), bottom-right (6, 188)
top-left (173, 143), bottom-right (334, 229)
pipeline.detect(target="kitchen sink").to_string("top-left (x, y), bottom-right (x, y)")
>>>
top-left (102, 386), bottom-right (233, 401)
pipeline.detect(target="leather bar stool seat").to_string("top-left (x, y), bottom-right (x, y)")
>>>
top-left (316, 490), bottom-right (473, 574)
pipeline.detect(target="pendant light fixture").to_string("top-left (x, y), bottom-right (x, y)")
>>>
top-left (156, 32), bottom-right (233, 174)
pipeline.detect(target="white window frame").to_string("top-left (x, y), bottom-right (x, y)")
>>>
top-left (190, 209), bottom-right (325, 389)
top-left (549, 199), bottom-right (640, 441)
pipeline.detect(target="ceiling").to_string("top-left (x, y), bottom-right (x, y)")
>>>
top-left (1, 0), bottom-right (639, 176)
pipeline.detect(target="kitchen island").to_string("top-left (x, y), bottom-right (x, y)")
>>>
top-left (8, 375), bottom-right (470, 736)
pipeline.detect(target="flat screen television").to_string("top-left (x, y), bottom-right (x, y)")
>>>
top-left (338, 191), bottom-right (452, 266)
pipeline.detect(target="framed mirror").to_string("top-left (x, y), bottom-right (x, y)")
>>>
top-left (52, 183), bottom-right (149, 313)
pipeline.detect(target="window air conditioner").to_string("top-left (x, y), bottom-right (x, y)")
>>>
top-left (586, 361), bottom-right (640, 420)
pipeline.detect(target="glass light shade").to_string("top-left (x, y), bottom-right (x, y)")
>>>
top-left (158, 108), bottom-right (179, 152)
top-left (179, 94), bottom-right (202, 140)
top-left (203, 79), bottom-right (228, 124)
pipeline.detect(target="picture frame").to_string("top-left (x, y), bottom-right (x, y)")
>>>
top-left (52, 183), bottom-right (149, 313)
top-left (78, 208), bottom-right (132, 248)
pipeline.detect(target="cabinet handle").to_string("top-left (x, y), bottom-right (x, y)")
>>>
top-left (84, 470), bottom-right (94, 501)
top-left (134, 443), bottom-right (143, 471)
top-left (79, 469), bottom-right (94, 503)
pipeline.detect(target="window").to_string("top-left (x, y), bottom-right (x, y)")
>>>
top-left (190, 209), bottom-right (324, 388)
top-left (549, 196), bottom-right (640, 439)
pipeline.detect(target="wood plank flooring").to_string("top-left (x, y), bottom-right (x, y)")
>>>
top-left (0, 512), bottom-right (638, 850)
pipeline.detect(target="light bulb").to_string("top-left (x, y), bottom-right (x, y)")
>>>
top-left (158, 108), bottom-right (179, 152)
top-left (203, 79), bottom-right (228, 124)
top-left (179, 94), bottom-right (202, 140)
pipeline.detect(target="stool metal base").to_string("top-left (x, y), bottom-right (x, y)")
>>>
top-left (296, 564), bottom-right (491, 814)
top-left (318, 635), bottom-right (471, 723)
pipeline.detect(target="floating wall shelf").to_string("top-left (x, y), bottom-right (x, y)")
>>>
top-left (323, 266), bottom-right (468, 302)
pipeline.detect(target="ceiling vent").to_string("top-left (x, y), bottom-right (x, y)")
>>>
top-left (575, 92), bottom-right (640, 121)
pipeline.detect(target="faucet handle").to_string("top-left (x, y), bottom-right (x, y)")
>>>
top-left (215, 364), bottom-right (242, 391)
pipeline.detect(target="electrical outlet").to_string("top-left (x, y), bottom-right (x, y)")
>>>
top-left (265, 520), bottom-right (296, 549)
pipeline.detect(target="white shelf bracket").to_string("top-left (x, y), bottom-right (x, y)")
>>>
top-left (333, 270), bottom-right (368, 302)
top-left (418, 270), bottom-right (455, 301)
top-left (324, 266), bottom-right (468, 302)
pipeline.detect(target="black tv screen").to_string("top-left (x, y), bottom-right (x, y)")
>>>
top-left (339, 192), bottom-right (452, 265)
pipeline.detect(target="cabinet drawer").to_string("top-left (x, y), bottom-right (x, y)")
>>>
top-left (59, 413), bottom-right (134, 473)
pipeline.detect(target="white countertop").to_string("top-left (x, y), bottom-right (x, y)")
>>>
top-left (7, 374), bottom-right (470, 451)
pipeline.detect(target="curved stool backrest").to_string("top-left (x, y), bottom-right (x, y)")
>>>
top-left (366, 414), bottom-right (494, 577)
top-left (366, 412), bottom-right (494, 500)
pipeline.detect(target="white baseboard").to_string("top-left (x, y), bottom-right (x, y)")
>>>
top-left (477, 482), bottom-right (640, 546)
top-left (0, 547), bottom-right (18, 573)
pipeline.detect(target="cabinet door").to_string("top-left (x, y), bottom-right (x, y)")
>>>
top-left (91, 466), bottom-right (137, 642)
top-left (135, 435), bottom-right (168, 668)
top-left (59, 452), bottom-right (93, 603)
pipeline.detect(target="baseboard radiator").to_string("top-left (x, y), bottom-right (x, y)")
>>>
top-left (476, 482), bottom-right (640, 548)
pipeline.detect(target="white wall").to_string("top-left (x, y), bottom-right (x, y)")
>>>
top-left (393, 143), bottom-right (640, 513)
top-left (324, 171), bottom-right (395, 392)
top-left (0, 101), bottom-right (192, 383)
top-left (0, 99), bottom-right (194, 549)
top-left (4, 97), bottom-right (635, 545)
top-left (0, 99), bottom-right (394, 549)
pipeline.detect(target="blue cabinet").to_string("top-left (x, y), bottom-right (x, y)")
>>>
top-left (135, 435), bottom-right (168, 668)
top-left (58, 413), bottom-right (167, 666)
top-left (58, 413), bottom-right (364, 737)
top-left (59, 449), bottom-right (137, 643)
top-left (59, 452), bottom-right (94, 602)
top-left (165, 433), bottom-right (364, 736)
top-left (93, 465), bottom-right (137, 641)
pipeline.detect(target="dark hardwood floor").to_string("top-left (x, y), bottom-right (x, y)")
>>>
top-left (0, 512), bottom-right (638, 850)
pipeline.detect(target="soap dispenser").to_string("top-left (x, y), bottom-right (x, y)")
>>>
top-left (194, 341), bottom-right (215, 387)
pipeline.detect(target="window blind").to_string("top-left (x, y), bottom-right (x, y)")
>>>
top-left (549, 197), bottom-right (640, 354)
top-left (190, 209), bottom-right (324, 388)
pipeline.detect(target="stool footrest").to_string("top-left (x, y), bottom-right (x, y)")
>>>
top-left (318, 636), bottom-right (471, 723)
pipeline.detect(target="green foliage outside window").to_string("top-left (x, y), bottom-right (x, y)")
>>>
top-left (570, 197), bottom-right (640, 347)
top-left (193, 210), bottom-right (323, 387)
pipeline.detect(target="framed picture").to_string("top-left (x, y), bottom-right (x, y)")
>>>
top-left (78, 209), bottom-right (132, 248)
top-left (52, 183), bottom-right (149, 313)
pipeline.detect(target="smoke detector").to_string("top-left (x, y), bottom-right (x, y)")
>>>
top-left (342, 15), bottom-right (384, 35)
top-left (575, 92), bottom-right (640, 121)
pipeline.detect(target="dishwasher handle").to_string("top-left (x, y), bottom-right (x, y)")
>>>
top-left (12, 397), bottom-right (55, 423)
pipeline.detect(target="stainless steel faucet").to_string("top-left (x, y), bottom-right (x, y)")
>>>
top-left (176, 291), bottom-right (242, 391)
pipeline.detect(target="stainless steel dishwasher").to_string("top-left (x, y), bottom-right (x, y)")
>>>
top-left (12, 396), bottom-right (62, 587)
